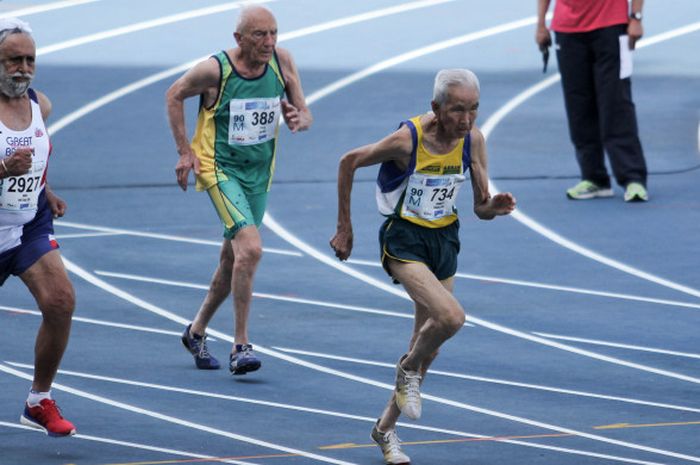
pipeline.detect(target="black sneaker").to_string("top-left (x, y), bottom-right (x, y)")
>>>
top-left (229, 344), bottom-right (261, 375)
top-left (181, 324), bottom-right (220, 369)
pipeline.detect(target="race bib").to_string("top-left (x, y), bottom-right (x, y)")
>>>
top-left (401, 173), bottom-right (465, 220)
top-left (228, 97), bottom-right (281, 146)
top-left (0, 158), bottom-right (45, 212)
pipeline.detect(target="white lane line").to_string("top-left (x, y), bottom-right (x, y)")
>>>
top-left (92, 269), bottom-right (474, 326)
top-left (2, 362), bottom-right (671, 465)
top-left (0, 363), bottom-right (356, 465)
top-left (499, 208), bottom-right (700, 298)
top-left (6, 361), bottom-right (382, 420)
top-left (38, 0), bottom-right (456, 58)
top-left (481, 23), bottom-right (700, 301)
top-left (59, 258), bottom-right (700, 463)
top-left (534, 333), bottom-right (700, 360)
top-left (56, 220), bottom-right (302, 257)
top-left (304, 16), bottom-right (540, 105)
top-left (273, 346), bottom-right (700, 414)
top-left (36, 0), bottom-right (271, 56)
top-left (348, 257), bottom-right (700, 310)
top-left (0, 421), bottom-right (249, 465)
top-left (45, 0), bottom-right (464, 135)
top-left (454, 272), bottom-right (700, 310)
top-left (0, 0), bottom-right (98, 19)
top-left (279, 0), bottom-right (457, 42)
top-left (56, 231), bottom-right (123, 239)
top-left (0, 305), bottom-right (194, 339)
top-left (6, 296), bottom-right (695, 415)
top-left (264, 213), bottom-right (700, 386)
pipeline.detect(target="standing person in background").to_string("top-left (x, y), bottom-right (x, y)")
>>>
top-left (536, 0), bottom-right (649, 202)
top-left (0, 18), bottom-right (76, 437)
top-left (331, 69), bottom-right (516, 465)
top-left (165, 5), bottom-right (312, 375)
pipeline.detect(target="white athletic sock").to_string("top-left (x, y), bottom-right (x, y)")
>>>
top-left (27, 390), bottom-right (51, 407)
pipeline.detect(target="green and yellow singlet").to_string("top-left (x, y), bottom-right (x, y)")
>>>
top-left (191, 50), bottom-right (286, 194)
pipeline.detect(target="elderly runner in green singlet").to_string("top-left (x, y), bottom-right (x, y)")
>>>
top-left (166, 5), bottom-right (312, 375)
top-left (331, 69), bottom-right (515, 465)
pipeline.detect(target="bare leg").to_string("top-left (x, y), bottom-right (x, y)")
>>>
top-left (190, 240), bottom-right (233, 336)
top-left (20, 250), bottom-right (75, 392)
top-left (378, 265), bottom-right (462, 431)
top-left (230, 225), bottom-right (262, 346)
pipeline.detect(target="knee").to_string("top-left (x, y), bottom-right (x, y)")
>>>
top-left (235, 243), bottom-right (263, 270)
top-left (39, 287), bottom-right (75, 325)
top-left (440, 305), bottom-right (465, 334)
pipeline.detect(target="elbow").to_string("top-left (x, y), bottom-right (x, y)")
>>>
top-left (338, 153), bottom-right (360, 178)
top-left (338, 153), bottom-right (353, 172)
top-left (165, 86), bottom-right (174, 104)
top-left (165, 85), bottom-right (182, 108)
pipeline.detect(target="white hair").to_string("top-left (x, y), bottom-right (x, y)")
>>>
top-left (0, 17), bottom-right (33, 45)
top-left (235, 5), bottom-right (274, 34)
top-left (432, 69), bottom-right (480, 105)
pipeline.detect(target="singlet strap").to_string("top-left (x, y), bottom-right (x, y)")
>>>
top-left (270, 49), bottom-right (286, 91)
top-left (399, 119), bottom-right (418, 174)
top-left (461, 133), bottom-right (471, 173)
top-left (27, 88), bottom-right (38, 103)
top-left (376, 120), bottom-right (418, 193)
top-left (202, 51), bottom-right (230, 111)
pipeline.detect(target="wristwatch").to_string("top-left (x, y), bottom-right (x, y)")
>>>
top-left (630, 11), bottom-right (643, 21)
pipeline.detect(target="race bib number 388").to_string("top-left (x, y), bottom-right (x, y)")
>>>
top-left (228, 97), bottom-right (281, 146)
top-left (401, 173), bottom-right (465, 221)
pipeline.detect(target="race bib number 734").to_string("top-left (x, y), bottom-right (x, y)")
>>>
top-left (401, 173), bottom-right (465, 220)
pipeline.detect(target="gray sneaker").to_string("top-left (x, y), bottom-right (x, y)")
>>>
top-left (371, 421), bottom-right (411, 465)
top-left (394, 356), bottom-right (421, 420)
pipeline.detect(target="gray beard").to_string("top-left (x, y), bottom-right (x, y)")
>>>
top-left (0, 70), bottom-right (33, 98)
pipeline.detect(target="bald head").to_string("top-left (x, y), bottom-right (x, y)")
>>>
top-left (235, 5), bottom-right (276, 35)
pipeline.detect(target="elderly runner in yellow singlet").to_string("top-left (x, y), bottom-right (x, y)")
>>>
top-left (331, 69), bottom-right (515, 465)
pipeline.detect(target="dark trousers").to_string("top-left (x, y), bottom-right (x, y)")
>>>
top-left (555, 24), bottom-right (647, 188)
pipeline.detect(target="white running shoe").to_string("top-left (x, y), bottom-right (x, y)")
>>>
top-left (394, 356), bottom-right (421, 420)
top-left (371, 421), bottom-right (411, 465)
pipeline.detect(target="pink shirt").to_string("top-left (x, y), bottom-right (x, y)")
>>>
top-left (551, 0), bottom-right (629, 33)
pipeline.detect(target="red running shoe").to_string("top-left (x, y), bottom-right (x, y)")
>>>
top-left (20, 399), bottom-right (76, 437)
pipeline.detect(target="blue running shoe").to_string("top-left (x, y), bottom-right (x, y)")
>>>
top-left (181, 324), bottom-right (220, 369)
top-left (229, 344), bottom-right (261, 375)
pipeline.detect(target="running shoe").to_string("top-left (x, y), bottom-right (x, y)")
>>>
top-left (229, 344), bottom-right (261, 375)
top-left (20, 399), bottom-right (76, 437)
top-left (566, 180), bottom-right (614, 200)
top-left (181, 324), bottom-right (220, 369)
top-left (394, 355), bottom-right (421, 420)
top-left (624, 182), bottom-right (648, 202)
top-left (371, 421), bottom-right (411, 465)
